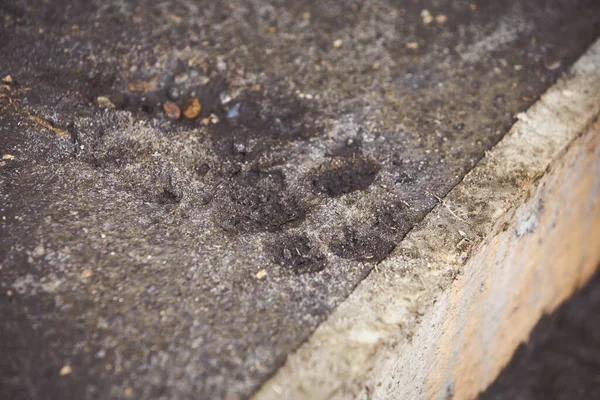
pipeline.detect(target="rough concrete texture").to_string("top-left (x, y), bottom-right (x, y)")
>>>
top-left (480, 266), bottom-right (600, 400)
top-left (256, 41), bottom-right (600, 399)
top-left (1, 1), bottom-right (600, 399)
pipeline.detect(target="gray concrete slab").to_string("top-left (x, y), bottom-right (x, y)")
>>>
top-left (0, 1), bottom-right (599, 399)
top-left (254, 41), bottom-right (600, 399)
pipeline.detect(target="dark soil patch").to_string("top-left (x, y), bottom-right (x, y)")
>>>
top-left (269, 233), bottom-right (326, 275)
top-left (480, 267), bottom-right (600, 400)
top-left (209, 91), bottom-right (320, 162)
top-left (310, 157), bottom-right (380, 197)
top-left (214, 166), bottom-right (305, 233)
top-left (330, 226), bottom-right (395, 263)
top-left (372, 201), bottom-right (418, 236)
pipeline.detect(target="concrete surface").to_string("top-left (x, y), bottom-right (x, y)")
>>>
top-left (255, 40), bottom-right (600, 399)
top-left (1, 1), bottom-right (599, 399)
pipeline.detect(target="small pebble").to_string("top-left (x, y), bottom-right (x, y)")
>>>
top-left (283, 248), bottom-right (292, 260)
top-left (233, 141), bottom-right (248, 155)
top-left (561, 89), bottom-right (574, 98)
top-left (454, 123), bottom-right (465, 131)
top-left (201, 114), bottom-right (220, 126)
top-left (421, 9), bottom-right (433, 24)
top-left (226, 103), bottom-right (242, 119)
top-left (32, 244), bottom-right (45, 257)
top-left (2, 75), bottom-right (13, 83)
top-left (163, 102), bottom-right (181, 120)
top-left (2, 154), bottom-right (15, 160)
top-left (167, 86), bottom-right (180, 101)
top-left (81, 269), bottom-right (94, 279)
top-left (256, 269), bottom-right (267, 280)
top-left (546, 60), bottom-right (561, 71)
top-left (220, 92), bottom-right (232, 105)
top-left (406, 42), bottom-right (419, 50)
top-left (435, 14), bottom-right (448, 24)
top-left (128, 76), bottom-right (158, 92)
top-left (174, 72), bottom-right (189, 85)
top-left (216, 57), bottom-right (227, 72)
top-left (128, 81), bottom-right (146, 92)
top-left (333, 39), bottom-right (343, 48)
top-left (59, 364), bottom-right (72, 376)
top-left (182, 97), bottom-right (201, 119)
top-left (96, 96), bottom-right (115, 109)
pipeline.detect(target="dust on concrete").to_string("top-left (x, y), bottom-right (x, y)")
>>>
top-left (1, 0), bottom-right (599, 398)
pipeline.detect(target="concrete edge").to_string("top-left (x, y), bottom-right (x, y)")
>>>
top-left (253, 39), bottom-right (600, 400)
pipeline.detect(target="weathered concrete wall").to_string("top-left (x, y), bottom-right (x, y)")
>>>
top-left (391, 109), bottom-right (600, 400)
top-left (255, 40), bottom-right (600, 400)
